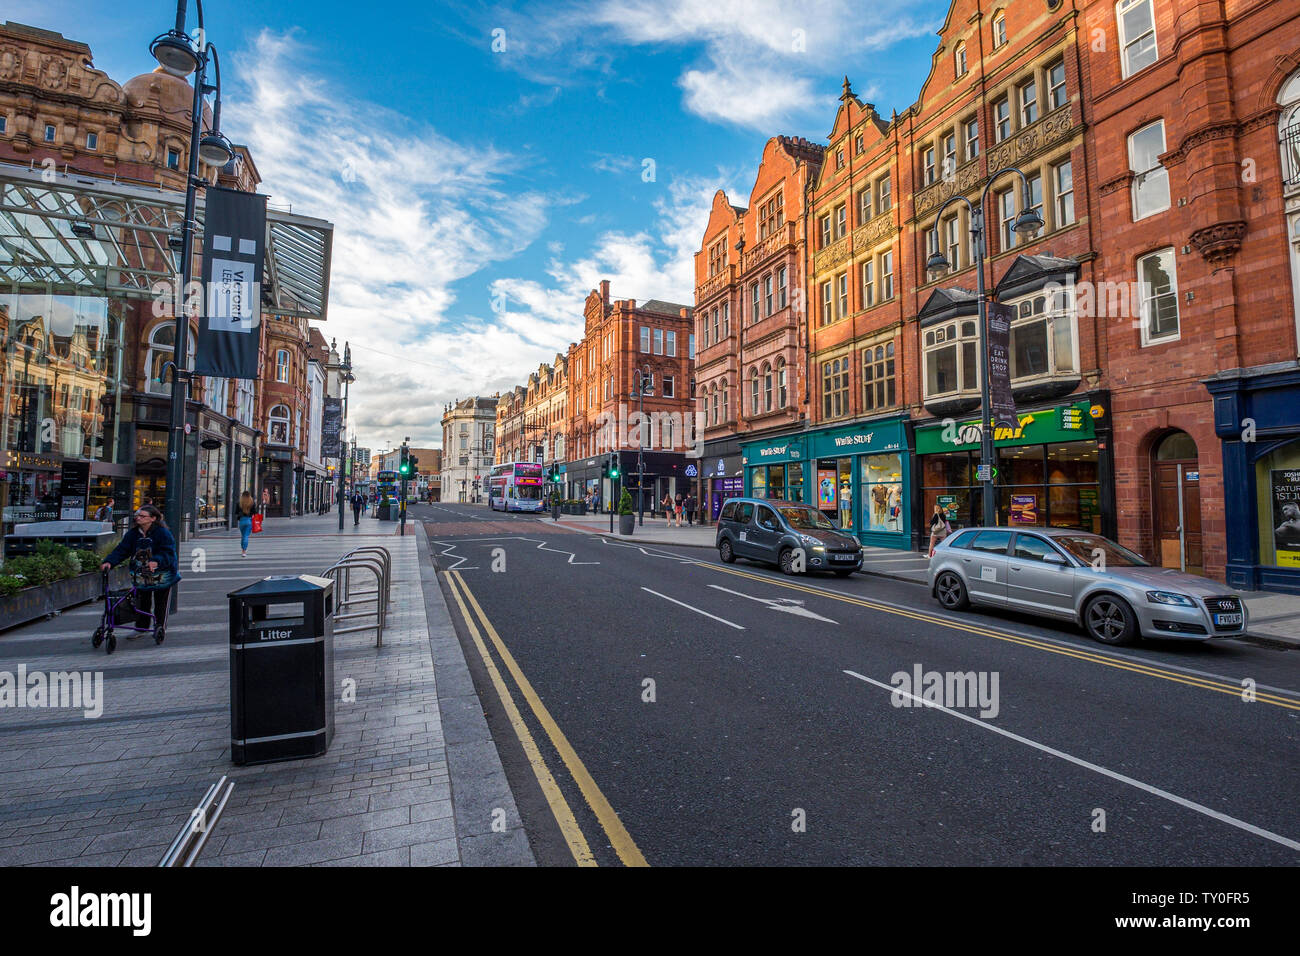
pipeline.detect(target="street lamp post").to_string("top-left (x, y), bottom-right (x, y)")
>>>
top-left (335, 342), bottom-right (353, 530)
top-left (631, 364), bottom-right (651, 527)
top-left (150, 0), bottom-right (234, 538)
top-left (925, 166), bottom-right (1044, 529)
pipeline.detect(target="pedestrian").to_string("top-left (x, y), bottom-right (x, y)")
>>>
top-left (674, 493), bottom-right (684, 527)
top-left (236, 490), bottom-right (256, 557)
top-left (927, 504), bottom-right (952, 558)
top-left (100, 504), bottom-right (180, 643)
top-left (93, 497), bottom-right (115, 522)
top-left (660, 492), bottom-right (673, 525)
top-left (351, 490), bottom-right (363, 526)
top-left (685, 493), bottom-right (696, 526)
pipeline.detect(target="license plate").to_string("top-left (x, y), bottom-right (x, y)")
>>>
top-left (1214, 613), bottom-right (1242, 626)
top-left (833, 554), bottom-right (857, 562)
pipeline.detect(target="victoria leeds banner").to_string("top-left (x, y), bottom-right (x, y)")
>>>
top-left (195, 186), bottom-right (268, 379)
top-left (321, 397), bottom-right (343, 458)
top-left (985, 302), bottom-right (1017, 429)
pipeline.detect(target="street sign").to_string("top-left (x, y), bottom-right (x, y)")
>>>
top-left (976, 464), bottom-right (992, 482)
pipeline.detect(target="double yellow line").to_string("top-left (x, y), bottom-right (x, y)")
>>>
top-left (444, 570), bottom-right (647, 867)
top-left (704, 563), bottom-right (1300, 712)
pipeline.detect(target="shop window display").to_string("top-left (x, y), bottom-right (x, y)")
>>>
top-left (861, 452), bottom-right (904, 533)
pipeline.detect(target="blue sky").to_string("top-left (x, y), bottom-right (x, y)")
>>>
top-left (15, 0), bottom-right (946, 451)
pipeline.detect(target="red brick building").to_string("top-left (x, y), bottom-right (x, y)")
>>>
top-left (1080, 0), bottom-right (1300, 590)
top-left (693, 135), bottom-right (822, 518)
top-left (563, 280), bottom-right (694, 509)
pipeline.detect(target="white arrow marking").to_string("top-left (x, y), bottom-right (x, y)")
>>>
top-left (707, 585), bottom-right (839, 624)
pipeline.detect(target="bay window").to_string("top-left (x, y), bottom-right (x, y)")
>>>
top-left (924, 320), bottom-right (979, 399)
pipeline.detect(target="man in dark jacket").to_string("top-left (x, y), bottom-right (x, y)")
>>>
top-left (351, 491), bottom-right (364, 525)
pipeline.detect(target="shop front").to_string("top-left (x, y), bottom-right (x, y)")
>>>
top-left (913, 395), bottom-right (1115, 539)
top-left (697, 453), bottom-right (743, 520)
top-left (1205, 364), bottom-right (1300, 594)
top-left (259, 449), bottom-right (294, 517)
top-left (195, 412), bottom-right (230, 532)
top-left (807, 417), bottom-right (910, 549)
top-left (742, 435), bottom-right (807, 508)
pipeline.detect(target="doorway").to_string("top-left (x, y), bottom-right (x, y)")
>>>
top-left (1152, 431), bottom-right (1202, 573)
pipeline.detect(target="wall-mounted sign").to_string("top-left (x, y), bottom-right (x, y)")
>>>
top-left (1272, 469), bottom-right (1300, 568)
top-left (684, 464), bottom-right (698, 477)
top-left (58, 460), bottom-right (90, 520)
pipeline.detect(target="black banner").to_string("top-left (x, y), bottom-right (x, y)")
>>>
top-left (321, 397), bottom-right (343, 459)
top-left (195, 186), bottom-right (267, 379)
top-left (986, 301), bottom-right (1017, 429)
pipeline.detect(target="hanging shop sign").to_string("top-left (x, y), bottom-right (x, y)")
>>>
top-left (321, 397), bottom-right (343, 458)
top-left (986, 302), bottom-right (1017, 429)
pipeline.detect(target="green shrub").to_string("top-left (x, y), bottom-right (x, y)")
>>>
top-left (0, 575), bottom-right (25, 598)
top-left (617, 489), bottom-right (634, 515)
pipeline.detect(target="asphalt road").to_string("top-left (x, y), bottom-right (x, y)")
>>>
top-left (419, 502), bottom-right (1300, 867)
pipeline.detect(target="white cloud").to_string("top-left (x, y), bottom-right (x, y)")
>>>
top-left (496, 0), bottom-right (938, 129)
top-left (225, 30), bottom-right (562, 449)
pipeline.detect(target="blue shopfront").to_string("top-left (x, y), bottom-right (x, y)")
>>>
top-left (741, 417), bottom-right (911, 549)
top-left (1205, 363), bottom-right (1300, 594)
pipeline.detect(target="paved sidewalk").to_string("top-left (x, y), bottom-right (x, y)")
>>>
top-left (0, 513), bottom-right (530, 866)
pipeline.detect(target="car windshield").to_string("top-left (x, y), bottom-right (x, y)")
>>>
top-left (1052, 534), bottom-right (1149, 567)
top-left (779, 507), bottom-right (836, 531)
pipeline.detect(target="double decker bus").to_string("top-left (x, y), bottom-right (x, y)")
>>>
top-left (487, 461), bottom-right (546, 513)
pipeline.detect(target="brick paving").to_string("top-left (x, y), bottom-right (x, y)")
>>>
top-left (0, 512), bottom-right (533, 866)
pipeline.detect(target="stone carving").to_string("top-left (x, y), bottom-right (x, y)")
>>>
top-left (853, 211), bottom-right (897, 248)
top-left (1098, 172), bottom-right (1133, 196)
top-left (39, 55), bottom-right (68, 91)
top-left (0, 46), bottom-right (23, 82)
top-left (914, 158), bottom-right (983, 215)
top-left (1189, 220), bottom-right (1246, 264)
top-left (814, 234), bottom-right (852, 273)
top-left (987, 104), bottom-right (1074, 173)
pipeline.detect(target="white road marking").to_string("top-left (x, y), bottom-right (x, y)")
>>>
top-left (708, 584), bottom-right (839, 624)
top-left (844, 669), bottom-right (1300, 853)
top-left (641, 588), bottom-right (745, 629)
top-left (431, 541), bottom-right (475, 571)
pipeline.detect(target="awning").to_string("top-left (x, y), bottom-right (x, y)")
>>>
top-left (0, 161), bottom-right (332, 321)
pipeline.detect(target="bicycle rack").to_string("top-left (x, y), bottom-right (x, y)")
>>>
top-left (158, 775), bottom-right (234, 867)
top-left (321, 546), bottom-right (392, 646)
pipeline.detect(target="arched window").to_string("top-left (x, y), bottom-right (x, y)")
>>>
top-left (144, 323), bottom-right (176, 395)
top-left (776, 357), bottom-right (788, 408)
top-left (268, 404), bottom-right (290, 445)
top-left (763, 363), bottom-right (773, 412)
top-left (205, 376), bottom-right (228, 414)
top-left (1280, 69), bottom-right (1300, 189)
top-left (711, 384), bottom-right (718, 425)
top-left (955, 41), bottom-right (968, 78)
top-left (275, 349), bottom-right (290, 383)
top-left (750, 368), bottom-right (760, 415)
top-left (721, 383), bottom-right (729, 422)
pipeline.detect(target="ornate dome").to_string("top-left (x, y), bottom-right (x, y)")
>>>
top-left (122, 65), bottom-right (196, 119)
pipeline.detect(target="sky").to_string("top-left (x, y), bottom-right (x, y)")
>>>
top-left (14, 0), bottom-right (947, 453)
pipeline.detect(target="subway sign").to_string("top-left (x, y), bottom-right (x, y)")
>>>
top-left (915, 400), bottom-right (1096, 454)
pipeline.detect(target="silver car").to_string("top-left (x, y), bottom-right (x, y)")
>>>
top-left (928, 527), bottom-right (1249, 646)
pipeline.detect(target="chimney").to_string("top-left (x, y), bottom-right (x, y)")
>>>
top-left (599, 279), bottom-right (610, 306)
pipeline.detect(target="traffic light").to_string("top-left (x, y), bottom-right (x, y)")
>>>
top-left (609, 452), bottom-right (620, 480)
top-left (601, 460), bottom-right (609, 479)
top-left (409, 453), bottom-right (419, 474)
top-left (550, 465), bottom-right (562, 485)
top-left (398, 446), bottom-right (411, 476)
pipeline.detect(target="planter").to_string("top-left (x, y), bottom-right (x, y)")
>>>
top-left (0, 567), bottom-right (129, 633)
top-left (551, 505), bottom-right (561, 521)
top-left (618, 513), bottom-right (636, 535)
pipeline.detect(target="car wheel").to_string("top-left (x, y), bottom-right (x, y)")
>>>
top-left (935, 571), bottom-right (969, 610)
top-left (718, 538), bottom-right (736, 564)
top-left (1083, 594), bottom-right (1138, 646)
top-left (778, 547), bottom-right (798, 575)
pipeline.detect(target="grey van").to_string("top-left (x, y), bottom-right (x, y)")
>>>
top-left (716, 498), bottom-right (864, 576)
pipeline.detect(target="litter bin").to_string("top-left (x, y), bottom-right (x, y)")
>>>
top-left (228, 575), bottom-right (335, 765)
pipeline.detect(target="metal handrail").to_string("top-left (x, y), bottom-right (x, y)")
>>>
top-left (159, 775), bottom-right (234, 867)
